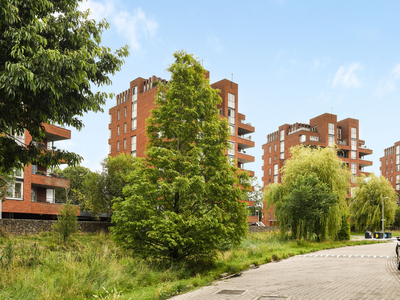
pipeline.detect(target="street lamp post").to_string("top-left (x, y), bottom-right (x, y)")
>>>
top-left (382, 196), bottom-right (388, 234)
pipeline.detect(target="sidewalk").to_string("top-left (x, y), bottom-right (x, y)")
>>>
top-left (170, 240), bottom-right (400, 300)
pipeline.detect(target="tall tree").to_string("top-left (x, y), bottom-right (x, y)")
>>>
top-left (264, 145), bottom-right (350, 241)
top-left (0, 0), bottom-right (129, 174)
top-left (111, 51), bottom-right (250, 262)
top-left (350, 174), bottom-right (397, 232)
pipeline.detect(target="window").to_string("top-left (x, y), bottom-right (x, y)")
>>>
top-left (280, 130), bottom-right (285, 141)
top-left (110, 114), bottom-right (112, 122)
top-left (280, 141), bottom-right (284, 159)
top-left (117, 141), bottom-right (120, 152)
top-left (228, 93), bottom-right (235, 109)
top-left (132, 86), bottom-right (137, 100)
top-left (351, 139), bottom-right (357, 150)
top-left (397, 155), bottom-right (400, 165)
top-left (123, 138), bottom-right (126, 150)
top-left (109, 144), bottom-right (111, 154)
top-left (328, 123), bottom-right (335, 135)
top-left (328, 135), bottom-right (335, 147)
top-left (386, 159), bottom-right (388, 165)
top-left (124, 123), bottom-right (127, 133)
top-left (351, 127), bottom-right (357, 139)
top-left (351, 151), bottom-right (357, 159)
top-left (131, 136), bottom-right (137, 156)
top-left (131, 118), bottom-right (137, 131)
top-left (274, 155), bottom-right (276, 161)
top-left (391, 157), bottom-right (393, 164)
top-left (124, 106), bottom-right (127, 117)
top-left (117, 126), bottom-right (120, 136)
top-left (228, 108), bottom-right (235, 124)
top-left (386, 168), bottom-right (388, 175)
top-left (228, 141), bottom-right (235, 156)
top-left (229, 125), bottom-right (235, 136)
top-left (397, 146), bottom-right (400, 155)
top-left (6, 182), bottom-right (23, 199)
top-left (351, 163), bottom-right (357, 183)
top-left (397, 175), bottom-right (400, 190)
top-left (273, 164), bottom-right (278, 183)
top-left (218, 108), bottom-right (223, 115)
top-left (391, 167), bottom-right (393, 173)
top-left (109, 129), bottom-right (111, 138)
top-left (299, 135), bottom-right (306, 143)
top-left (269, 146), bottom-right (271, 154)
top-left (274, 144), bottom-right (277, 152)
top-left (269, 157), bottom-right (271, 164)
top-left (351, 187), bottom-right (356, 198)
top-left (391, 176), bottom-right (393, 182)
top-left (117, 110), bottom-right (120, 120)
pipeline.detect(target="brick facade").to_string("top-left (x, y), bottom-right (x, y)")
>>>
top-left (2, 124), bottom-right (73, 218)
top-left (261, 113), bottom-right (373, 226)
top-left (108, 72), bottom-right (257, 223)
top-left (380, 142), bottom-right (400, 202)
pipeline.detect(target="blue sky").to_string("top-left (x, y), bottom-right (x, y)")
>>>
top-left (60, 0), bottom-right (400, 182)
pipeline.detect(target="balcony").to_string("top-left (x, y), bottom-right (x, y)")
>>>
top-left (240, 168), bottom-right (255, 177)
top-left (43, 124), bottom-right (71, 141)
top-left (238, 119), bottom-right (255, 136)
top-left (238, 135), bottom-right (255, 149)
top-left (237, 151), bottom-right (255, 164)
top-left (359, 146), bottom-right (373, 155)
top-left (31, 196), bottom-right (65, 204)
top-left (31, 171), bottom-right (70, 189)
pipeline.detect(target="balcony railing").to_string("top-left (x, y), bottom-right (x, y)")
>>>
top-left (337, 140), bottom-right (347, 146)
top-left (239, 135), bottom-right (252, 141)
top-left (240, 119), bottom-right (252, 126)
top-left (31, 196), bottom-right (66, 204)
top-left (31, 170), bottom-right (65, 179)
top-left (309, 136), bottom-right (319, 142)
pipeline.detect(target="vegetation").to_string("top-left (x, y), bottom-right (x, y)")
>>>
top-left (350, 174), bottom-right (397, 232)
top-left (264, 145), bottom-right (351, 241)
top-left (0, 0), bottom-right (129, 174)
top-left (393, 207), bottom-right (400, 228)
top-left (51, 202), bottom-right (79, 243)
top-left (0, 232), bottom-right (382, 300)
top-left (112, 51), bottom-right (251, 262)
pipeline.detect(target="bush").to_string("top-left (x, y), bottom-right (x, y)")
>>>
top-left (393, 207), bottom-right (400, 227)
top-left (52, 202), bottom-right (79, 243)
top-left (337, 216), bottom-right (351, 241)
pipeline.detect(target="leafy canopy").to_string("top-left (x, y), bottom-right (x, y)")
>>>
top-left (0, 0), bottom-right (129, 173)
top-left (350, 174), bottom-right (397, 232)
top-left (264, 145), bottom-right (350, 241)
top-left (112, 50), bottom-right (250, 262)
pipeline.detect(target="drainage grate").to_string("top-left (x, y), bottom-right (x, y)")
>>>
top-left (217, 290), bottom-right (246, 295)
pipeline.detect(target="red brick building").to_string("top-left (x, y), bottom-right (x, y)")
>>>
top-left (380, 142), bottom-right (400, 201)
top-left (261, 113), bottom-right (373, 225)
top-left (108, 73), bottom-right (258, 223)
top-left (2, 124), bottom-right (71, 219)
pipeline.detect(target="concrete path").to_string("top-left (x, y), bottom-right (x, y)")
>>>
top-left (170, 240), bottom-right (400, 300)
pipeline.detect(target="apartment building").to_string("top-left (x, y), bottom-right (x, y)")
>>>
top-left (261, 113), bottom-right (373, 226)
top-left (108, 72), bottom-right (257, 223)
top-left (2, 124), bottom-right (71, 219)
top-left (380, 142), bottom-right (400, 199)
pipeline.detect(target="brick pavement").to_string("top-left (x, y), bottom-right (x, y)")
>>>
top-left (170, 240), bottom-right (400, 300)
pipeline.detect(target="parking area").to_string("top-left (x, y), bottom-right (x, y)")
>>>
top-left (171, 240), bottom-right (400, 300)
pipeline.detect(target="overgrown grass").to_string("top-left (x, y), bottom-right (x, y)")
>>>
top-left (0, 231), bottom-right (382, 299)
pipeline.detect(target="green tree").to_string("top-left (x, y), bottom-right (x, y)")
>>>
top-left (264, 145), bottom-right (350, 241)
top-left (350, 174), bottom-right (397, 232)
top-left (393, 207), bottom-right (400, 228)
top-left (0, 0), bottom-right (129, 174)
top-left (52, 202), bottom-right (79, 243)
top-left (82, 154), bottom-right (137, 219)
top-left (54, 165), bottom-right (92, 204)
top-left (111, 51), bottom-right (250, 262)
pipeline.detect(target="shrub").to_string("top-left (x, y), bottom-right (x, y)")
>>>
top-left (52, 202), bottom-right (79, 243)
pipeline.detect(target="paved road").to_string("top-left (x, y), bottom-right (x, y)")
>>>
top-left (170, 240), bottom-right (400, 300)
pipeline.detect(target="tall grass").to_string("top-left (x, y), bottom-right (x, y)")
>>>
top-left (0, 231), bottom-right (382, 299)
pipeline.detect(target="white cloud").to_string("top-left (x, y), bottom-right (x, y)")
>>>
top-left (79, 0), bottom-right (157, 51)
top-left (373, 63), bottom-right (400, 99)
top-left (332, 62), bottom-right (363, 89)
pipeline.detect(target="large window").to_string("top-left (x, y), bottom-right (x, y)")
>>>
top-left (228, 108), bottom-right (235, 124)
top-left (351, 139), bottom-right (357, 150)
top-left (124, 123), bottom-right (127, 134)
top-left (117, 126), bottom-right (120, 136)
top-left (328, 135), bottom-right (335, 147)
top-left (397, 175), bottom-right (400, 190)
top-left (351, 151), bottom-right (357, 159)
top-left (117, 110), bottom-right (120, 120)
top-left (328, 123), bottom-right (335, 135)
top-left (6, 182), bottom-right (23, 200)
top-left (228, 93), bottom-right (235, 109)
top-left (351, 163), bottom-right (357, 183)
top-left (131, 136), bottom-right (137, 157)
top-left (123, 138), bottom-right (126, 150)
top-left (229, 125), bottom-right (235, 136)
top-left (117, 141), bottom-right (120, 152)
top-left (280, 141), bottom-right (284, 159)
top-left (351, 127), bottom-right (357, 139)
top-left (124, 106), bottom-right (127, 118)
top-left (273, 164), bottom-right (278, 183)
top-left (132, 100), bottom-right (137, 131)
top-left (280, 130), bottom-right (285, 141)
top-left (299, 135), bottom-right (306, 143)
top-left (228, 141), bottom-right (235, 156)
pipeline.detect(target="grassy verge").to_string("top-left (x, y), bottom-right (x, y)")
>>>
top-left (0, 231), bottom-right (382, 300)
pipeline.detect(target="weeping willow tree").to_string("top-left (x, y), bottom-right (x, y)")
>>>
top-left (264, 145), bottom-right (350, 241)
top-left (350, 174), bottom-right (397, 232)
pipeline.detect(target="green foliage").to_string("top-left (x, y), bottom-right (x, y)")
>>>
top-left (350, 174), bottom-right (397, 232)
top-left (83, 154), bottom-right (137, 219)
top-left (54, 165), bottom-right (92, 204)
top-left (0, 0), bottom-right (129, 174)
top-left (337, 214), bottom-right (351, 241)
top-left (52, 202), bottom-right (79, 243)
top-left (393, 207), bottom-right (400, 227)
top-left (112, 50), bottom-right (250, 262)
top-left (264, 145), bottom-right (351, 241)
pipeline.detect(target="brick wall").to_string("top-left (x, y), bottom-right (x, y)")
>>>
top-left (0, 219), bottom-right (111, 235)
top-left (248, 226), bottom-right (277, 233)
